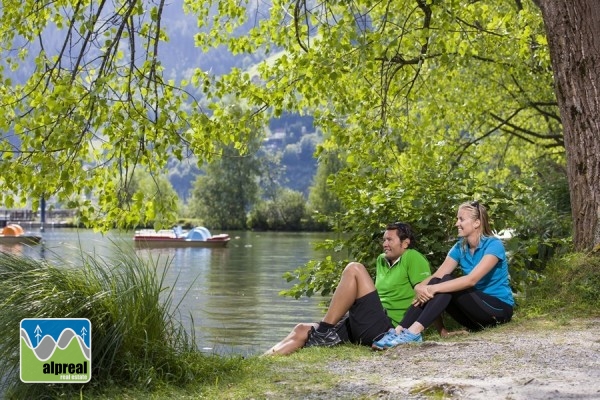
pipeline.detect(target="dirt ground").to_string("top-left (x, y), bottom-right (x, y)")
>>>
top-left (320, 318), bottom-right (600, 399)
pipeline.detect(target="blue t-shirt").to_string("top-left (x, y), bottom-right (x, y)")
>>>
top-left (448, 236), bottom-right (514, 306)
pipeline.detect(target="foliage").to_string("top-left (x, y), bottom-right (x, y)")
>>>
top-left (280, 133), bottom-right (321, 194)
top-left (283, 137), bottom-right (528, 298)
top-left (217, 0), bottom-right (568, 298)
top-left (306, 146), bottom-right (346, 223)
top-left (166, 157), bottom-right (202, 201)
top-left (285, 155), bottom-right (573, 298)
top-left (247, 188), bottom-right (307, 230)
top-left (257, 151), bottom-right (286, 202)
top-left (0, 1), bottom-right (581, 296)
top-left (189, 143), bottom-right (261, 230)
top-left (133, 171), bottom-right (182, 228)
top-left (500, 160), bottom-right (573, 293)
top-left (0, 251), bottom-right (243, 398)
top-left (0, 1), bottom-right (265, 230)
top-left (0, 0), bottom-right (561, 233)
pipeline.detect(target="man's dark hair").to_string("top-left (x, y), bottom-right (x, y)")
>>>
top-left (386, 222), bottom-right (417, 248)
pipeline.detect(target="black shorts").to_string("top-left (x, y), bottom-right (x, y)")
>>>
top-left (334, 290), bottom-right (394, 346)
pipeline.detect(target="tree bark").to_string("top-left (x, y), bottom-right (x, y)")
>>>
top-left (533, 0), bottom-right (600, 251)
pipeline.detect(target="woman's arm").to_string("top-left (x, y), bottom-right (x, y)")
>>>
top-left (414, 256), bottom-right (458, 300)
top-left (432, 256), bottom-right (459, 279)
top-left (427, 254), bottom-right (499, 296)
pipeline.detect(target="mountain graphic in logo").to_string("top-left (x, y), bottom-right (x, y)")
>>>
top-left (20, 318), bottom-right (92, 383)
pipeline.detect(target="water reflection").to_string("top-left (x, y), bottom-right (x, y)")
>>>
top-left (138, 231), bottom-right (330, 355)
top-left (3, 229), bottom-right (329, 356)
top-left (0, 243), bottom-right (26, 254)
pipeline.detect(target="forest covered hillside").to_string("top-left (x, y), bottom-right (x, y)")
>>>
top-left (155, 5), bottom-right (319, 199)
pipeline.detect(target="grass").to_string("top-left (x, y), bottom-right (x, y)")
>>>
top-left (1, 249), bottom-right (598, 399)
top-left (518, 251), bottom-right (600, 318)
top-left (0, 249), bottom-right (244, 399)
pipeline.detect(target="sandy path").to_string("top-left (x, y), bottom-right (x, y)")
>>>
top-left (324, 319), bottom-right (600, 399)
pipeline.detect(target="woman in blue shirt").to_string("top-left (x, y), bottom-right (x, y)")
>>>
top-left (372, 201), bottom-right (514, 349)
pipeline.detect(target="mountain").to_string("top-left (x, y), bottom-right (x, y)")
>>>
top-left (156, 6), bottom-right (319, 199)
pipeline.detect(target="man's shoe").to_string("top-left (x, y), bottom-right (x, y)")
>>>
top-left (371, 328), bottom-right (398, 350)
top-left (304, 326), bottom-right (342, 348)
top-left (386, 330), bottom-right (422, 348)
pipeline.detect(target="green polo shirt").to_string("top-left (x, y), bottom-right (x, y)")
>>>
top-left (374, 249), bottom-right (431, 325)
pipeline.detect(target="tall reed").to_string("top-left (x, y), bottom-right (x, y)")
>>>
top-left (0, 248), bottom-right (240, 398)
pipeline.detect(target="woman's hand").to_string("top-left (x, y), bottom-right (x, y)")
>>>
top-left (413, 284), bottom-right (435, 306)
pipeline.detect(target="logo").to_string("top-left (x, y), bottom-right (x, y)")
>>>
top-left (20, 318), bottom-right (91, 383)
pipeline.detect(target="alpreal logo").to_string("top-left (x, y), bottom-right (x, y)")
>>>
top-left (20, 318), bottom-right (91, 383)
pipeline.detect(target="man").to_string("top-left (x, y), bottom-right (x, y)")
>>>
top-left (264, 222), bottom-right (443, 355)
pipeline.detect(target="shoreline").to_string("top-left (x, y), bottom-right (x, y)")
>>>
top-left (4, 221), bottom-right (73, 230)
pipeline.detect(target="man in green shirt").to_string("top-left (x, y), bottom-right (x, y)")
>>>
top-left (374, 245), bottom-right (432, 327)
top-left (265, 222), bottom-right (443, 355)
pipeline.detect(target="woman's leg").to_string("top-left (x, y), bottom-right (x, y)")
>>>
top-left (445, 290), bottom-right (513, 331)
top-left (398, 275), bottom-right (454, 331)
top-left (443, 297), bottom-right (483, 331)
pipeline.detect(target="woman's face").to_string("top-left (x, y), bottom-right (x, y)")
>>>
top-left (382, 229), bottom-right (409, 261)
top-left (455, 207), bottom-right (479, 238)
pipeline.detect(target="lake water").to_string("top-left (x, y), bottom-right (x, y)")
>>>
top-left (2, 228), bottom-right (333, 356)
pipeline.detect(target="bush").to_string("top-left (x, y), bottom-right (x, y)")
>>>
top-left (504, 161), bottom-right (573, 294)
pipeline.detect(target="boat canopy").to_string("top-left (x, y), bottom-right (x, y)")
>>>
top-left (2, 224), bottom-right (25, 236)
top-left (186, 227), bottom-right (212, 241)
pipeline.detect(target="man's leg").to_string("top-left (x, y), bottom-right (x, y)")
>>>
top-left (263, 323), bottom-right (316, 356)
top-left (346, 290), bottom-right (394, 345)
top-left (321, 262), bottom-right (377, 325)
top-left (305, 262), bottom-right (377, 347)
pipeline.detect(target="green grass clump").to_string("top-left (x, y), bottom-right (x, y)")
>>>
top-left (0, 250), bottom-right (243, 398)
top-left (521, 252), bottom-right (600, 318)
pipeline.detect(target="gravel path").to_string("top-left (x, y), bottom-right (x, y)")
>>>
top-left (321, 318), bottom-right (600, 399)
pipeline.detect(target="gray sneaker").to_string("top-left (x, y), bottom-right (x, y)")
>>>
top-left (304, 326), bottom-right (342, 348)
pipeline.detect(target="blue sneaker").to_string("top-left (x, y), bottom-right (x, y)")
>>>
top-left (386, 330), bottom-right (423, 348)
top-left (371, 328), bottom-right (398, 350)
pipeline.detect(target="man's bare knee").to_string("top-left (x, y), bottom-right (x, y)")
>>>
top-left (343, 261), bottom-right (367, 275)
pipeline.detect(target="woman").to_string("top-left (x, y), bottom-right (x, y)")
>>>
top-left (372, 201), bottom-right (514, 349)
top-left (264, 222), bottom-right (445, 356)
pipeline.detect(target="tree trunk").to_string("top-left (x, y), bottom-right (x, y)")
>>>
top-left (533, 0), bottom-right (600, 251)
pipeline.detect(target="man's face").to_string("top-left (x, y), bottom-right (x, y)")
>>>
top-left (382, 229), bottom-right (408, 261)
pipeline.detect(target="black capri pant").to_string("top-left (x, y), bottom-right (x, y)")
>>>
top-left (399, 274), bottom-right (513, 332)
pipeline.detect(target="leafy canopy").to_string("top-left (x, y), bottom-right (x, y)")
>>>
top-left (0, 0), bottom-right (562, 259)
top-left (0, 0), bottom-right (262, 229)
top-left (190, 0), bottom-right (564, 296)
